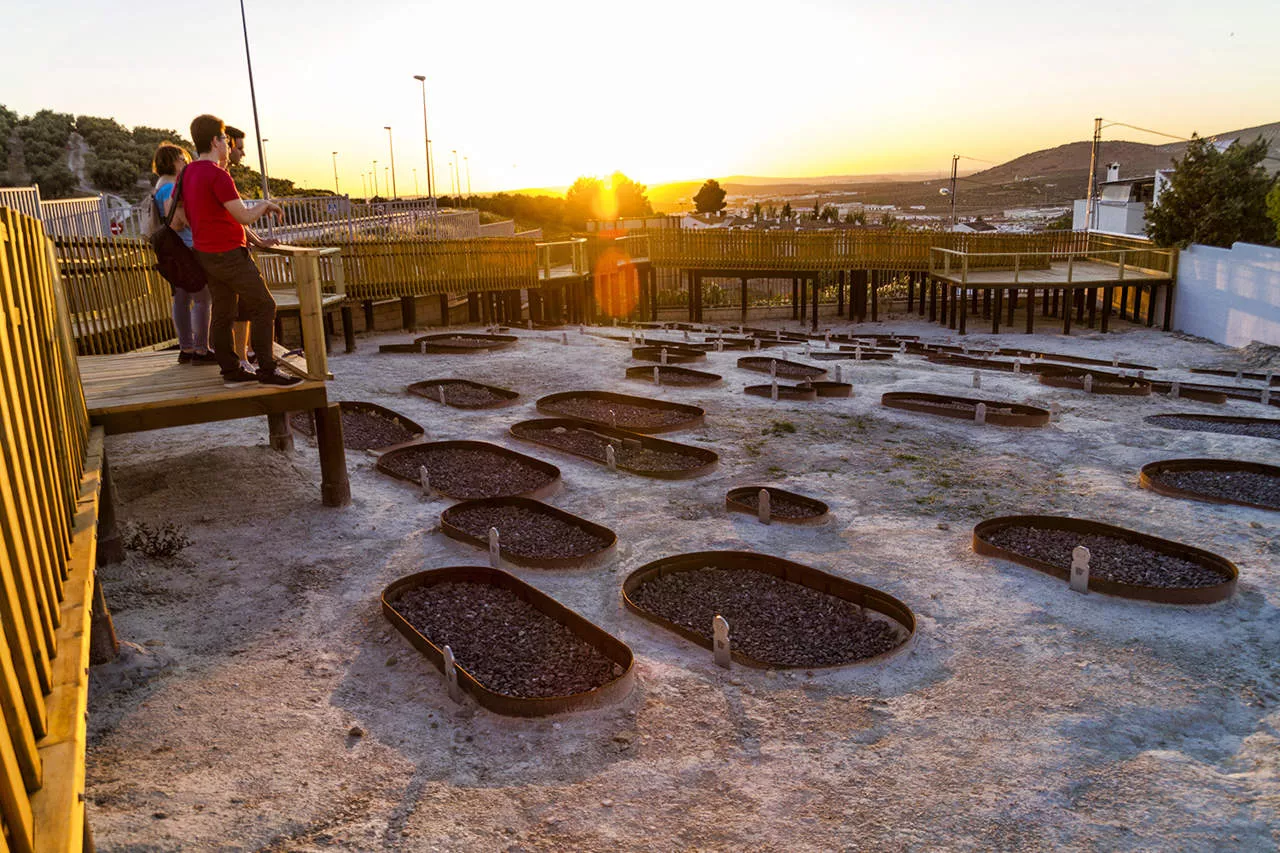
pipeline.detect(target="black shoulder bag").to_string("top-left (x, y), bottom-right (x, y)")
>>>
top-left (148, 173), bottom-right (208, 293)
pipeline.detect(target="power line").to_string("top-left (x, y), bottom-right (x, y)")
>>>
top-left (1100, 120), bottom-right (1190, 142)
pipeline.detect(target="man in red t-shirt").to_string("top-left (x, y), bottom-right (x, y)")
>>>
top-left (182, 114), bottom-right (300, 387)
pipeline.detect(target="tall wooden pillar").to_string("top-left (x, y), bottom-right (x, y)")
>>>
top-left (870, 271), bottom-right (879, 322)
top-left (792, 278), bottom-right (800, 320)
top-left (799, 273), bottom-right (808, 322)
top-left (740, 277), bottom-right (749, 324)
top-left (401, 295), bottom-right (417, 332)
top-left (811, 276), bottom-right (820, 332)
top-left (837, 270), bottom-right (846, 317)
top-left (438, 293), bottom-right (451, 327)
top-left (467, 292), bottom-right (480, 322)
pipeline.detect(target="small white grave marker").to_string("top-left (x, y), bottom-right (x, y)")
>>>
top-left (653, 366), bottom-right (662, 386)
top-left (442, 645), bottom-right (464, 703)
top-left (824, 332), bottom-right (831, 349)
top-left (561, 331), bottom-right (569, 345)
top-left (1112, 353), bottom-right (1120, 368)
top-left (606, 444), bottom-right (617, 471)
top-left (660, 347), bottom-right (669, 365)
top-left (579, 325), bottom-right (585, 335)
top-left (527, 319), bottom-right (533, 330)
top-left (834, 365), bottom-right (843, 383)
top-left (437, 385), bottom-right (447, 406)
top-left (488, 527), bottom-right (501, 567)
top-left (683, 329), bottom-right (690, 342)
top-left (1170, 381), bottom-right (1181, 398)
top-left (899, 341), bottom-right (907, 354)
top-left (1013, 360), bottom-right (1022, 374)
top-left (1049, 401), bottom-right (1062, 422)
top-left (418, 465), bottom-right (431, 496)
top-left (855, 345), bottom-right (863, 361)
top-left (758, 489), bottom-right (771, 524)
top-left (609, 409), bottom-right (618, 428)
top-left (769, 359), bottom-right (778, 378)
top-left (972, 370), bottom-right (981, 389)
top-left (629, 330), bottom-right (635, 345)
top-left (420, 340), bottom-right (428, 354)
top-left (716, 339), bottom-right (724, 352)
top-left (1082, 374), bottom-right (1094, 394)
top-left (1235, 369), bottom-right (1243, 383)
top-left (753, 338), bottom-right (761, 351)
top-left (1070, 545), bottom-right (1091, 594)
top-left (1263, 387), bottom-right (1272, 406)
top-left (713, 615), bottom-right (731, 669)
top-left (770, 379), bottom-right (779, 401)
top-left (974, 402), bottom-right (987, 424)
top-left (804, 341), bottom-right (812, 357)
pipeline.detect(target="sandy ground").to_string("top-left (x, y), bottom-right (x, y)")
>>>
top-left (86, 314), bottom-right (1280, 852)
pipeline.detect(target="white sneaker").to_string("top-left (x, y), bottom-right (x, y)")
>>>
top-left (239, 360), bottom-right (257, 374)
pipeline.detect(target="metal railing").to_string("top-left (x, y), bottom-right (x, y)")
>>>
top-left (40, 196), bottom-right (107, 238)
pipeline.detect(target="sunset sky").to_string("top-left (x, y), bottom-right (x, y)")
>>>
top-left (6, 0), bottom-right (1278, 195)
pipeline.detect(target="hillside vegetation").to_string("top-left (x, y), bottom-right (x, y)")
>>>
top-left (0, 105), bottom-right (317, 201)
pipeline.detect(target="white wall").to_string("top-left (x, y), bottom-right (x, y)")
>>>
top-left (1173, 242), bottom-right (1280, 347)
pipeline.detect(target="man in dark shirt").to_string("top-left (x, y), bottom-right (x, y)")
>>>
top-left (182, 113), bottom-right (301, 387)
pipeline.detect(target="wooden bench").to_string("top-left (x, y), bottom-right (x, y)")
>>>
top-left (2, 207), bottom-right (120, 852)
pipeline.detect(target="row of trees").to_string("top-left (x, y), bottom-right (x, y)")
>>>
top-left (0, 104), bottom-right (312, 201)
top-left (467, 172), bottom-right (653, 237)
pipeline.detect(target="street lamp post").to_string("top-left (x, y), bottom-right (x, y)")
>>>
top-left (464, 155), bottom-right (471, 199)
top-left (238, 0), bottom-right (270, 200)
top-left (451, 149), bottom-right (459, 203)
top-left (413, 167), bottom-right (419, 197)
top-left (361, 173), bottom-right (367, 199)
top-left (383, 126), bottom-right (398, 200)
top-left (372, 160), bottom-right (378, 197)
top-left (412, 75), bottom-right (434, 200)
top-left (332, 151), bottom-right (340, 195)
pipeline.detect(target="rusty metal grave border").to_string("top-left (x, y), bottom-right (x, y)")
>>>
top-left (440, 496), bottom-right (619, 568)
top-left (630, 345), bottom-right (706, 364)
top-left (291, 400), bottom-right (425, 454)
top-left (835, 346), bottom-right (895, 360)
top-left (1037, 366), bottom-right (1152, 396)
top-left (621, 550), bottom-right (915, 669)
top-left (407, 378), bottom-right (520, 409)
top-left (1143, 413), bottom-right (1280, 440)
top-left (1144, 380), bottom-right (1228, 404)
top-left (881, 391), bottom-right (1050, 427)
top-left (725, 486), bottom-right (831, 526)
top-left (997, 348), bottom-right (1157, 372)
top-left (379, 332), bottom-right (519, 354)
top-left (1189, 367), bottom-right (1279, 385)
top-left (536, 390), bottom-right (706, 434)
top-left (972, 514), bottom-right (1238, 605)
top-left (1139, 458), bottom-right (1280, 512)
top-left (382, 566), bottom-right (635, 716)
top-left (376, 439), bottom-right (562, 499)
top-left (736, 356), bottom-right (827, 379)
top-left (624, 365), bottom-right (723, 386)
top-left (807, 381), bottom-right (853, 398)
top-left (509, 417), bottom-right (719, 480)
top-left (744, 383), bottom-right (819, 401)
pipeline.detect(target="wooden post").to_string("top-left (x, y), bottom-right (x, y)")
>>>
top-left (467, 292), bottom-right (480, 322)
top-left (870, 271), bottom-right (879, 322)
top-left (791, 277), bottom-right (799, 320)
top-left (905, 270), bottom-right (913, 313)
top-left (267, 412), bottom-right (294, 452)
top-left (89, 572), bottom-right (119, 665)
top-left (1101, 286), bottom-right (1113, 332)
top-left (438, 293), bottom-right (451, 327)
top-left (812, 276), bottom-right (820, 332)
top-left (799, 272), bottom-right (807, 322)
top-left (340, 305), bottom-right (356, 353)
top-left (837, 270), bottom-right (846, 316)
top-left (928, 276), bottom-right (937, 322)
top-left (1008, 287), bottom-right (1017, 325)
top-left (401, 295), bottom-right (417, 332)
top-left (958, 285), bottom-right (967, 335)
top-left (1062, 292), bottom-right (1073, 335)
top-left (313, 402), bottom-right (351, 507)
top-left (1087, 287), bottom-right (1097, 328)
top-left (991, 289), bottom-right (1001, 334)
top-left (363, 299), bottom-right (376, 333)
top-left (740, 277), bottom-right (748, 324)
top-left (292, 250), bottom-right (329, 378)
top-left (1025, 288), bottom-right (1035, 334)
top-left (96, 454), bottom-right (126, 565)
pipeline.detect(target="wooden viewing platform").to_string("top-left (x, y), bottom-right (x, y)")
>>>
top-left (77, 244), bottom-right (352, 506)
top-left (926, 247), bottom-right (1176, 335)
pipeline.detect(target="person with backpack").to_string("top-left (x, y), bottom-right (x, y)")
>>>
top-left (150, 141), bottom-right (216, 364)
top-left (180, 114), bottom-right (301, 387)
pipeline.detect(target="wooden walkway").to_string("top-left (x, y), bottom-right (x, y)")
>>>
top-left (930, 259), bottom-right (1170, 288)
top-left (79, 345), bottom-right (350, 505)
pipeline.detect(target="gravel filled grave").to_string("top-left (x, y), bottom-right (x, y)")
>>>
top-left (391, 581), bottom-right (621, 697)
top-left (537, 392), bottom-right (703, 432)
top-left (625, 365), bottom-right (722, 386)
top-left (289, 405), bottom-right (420, 450)
top-left (628, 567), bottom-right (903, 666)
top-left (737, 356), bottom-right (826, 379)
top-left (442, 502), bottom-right (613, 560)
top-left (744, 384), bottom-right (818, 401)
top-left (727, 487), bottom-right (828, 520)
top-left (1145, 414), bottom-right (1280, 440)
top-left (408, 379), bottom-right (518, 409)
top-left (379, 445), bottom-right (557, 498)
top-left (1146, 467), bottom-right (1280, 510)
top-left (983, 526), bottom-right (1228, 588)
top-left (512, 422), bottom-right (710, 474)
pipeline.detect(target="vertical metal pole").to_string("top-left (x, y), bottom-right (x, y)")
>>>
top-left (949, 155), bottom-right (958, 230)
top-left (239, 0), bottom-right (270, 200)
top-left (384, 126), bottom-right (397, 199)
top-left (465, 156), bottom-right (471, 198)
top-left (332, 151), bottom-right (339, 195)
top-left (372, 161), bottom-right (378, 197)
top-left (414, 75), bottom-right (434, 200)
top-left (1084, 117), bottom-right (1102, 232)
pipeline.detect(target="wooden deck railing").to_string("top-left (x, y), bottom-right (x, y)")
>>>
top-left (335, 237), bottom-right (537, 299)
top-left (535, 238), bottom-right (588, 279)
top-left (1, 207), bottom-right (103, 852)
top-left (647, 229), bottom-right (1087, 272)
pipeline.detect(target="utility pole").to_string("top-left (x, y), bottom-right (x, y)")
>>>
top-left (1084, 117), bottom-right (1102, 232)
top-left (332, 151), bottom-right (340, 195)
top-left (384, 126), bottom-right (397, 200)
top-left (949, 154), bottom-right (958, 230)
top-left (413, 75), bottom-right (434, 200)
top-left (239, 0), bottom-right (270, 200)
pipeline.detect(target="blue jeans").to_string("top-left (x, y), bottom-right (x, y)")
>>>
top-left (172, 285), bottom-right (212, 352)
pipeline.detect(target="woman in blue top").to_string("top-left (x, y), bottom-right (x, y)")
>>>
top-left (151, 142), bottom-right (215, 363)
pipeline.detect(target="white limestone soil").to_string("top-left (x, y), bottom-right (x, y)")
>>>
top-left (86, 318), bottom-right (1280, 851)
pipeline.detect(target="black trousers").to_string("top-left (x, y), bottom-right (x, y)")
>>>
top-left (195, 247), bottom-right (278, 374)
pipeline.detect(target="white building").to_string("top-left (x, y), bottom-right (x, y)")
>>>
top-left (1072, 162), bottom-right (1171, 236)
